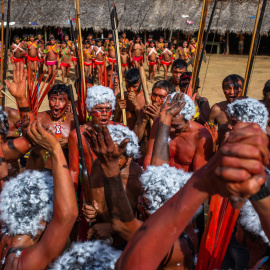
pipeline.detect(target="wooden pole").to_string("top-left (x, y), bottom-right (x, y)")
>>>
top-left (191, 0), bottom-right (210, 94)
top-left (139, 66), bottom-right (153, 126)
top-left (2, 0), bottom-right (10, 109)
top-left (109, 3), bottom-right (127, 125)
top-left (242, 0), bottom-right (266, 96)
top-left (226, 31), bottom-right (229, 55)
top-left (44, 27), bottom-right (47, 45)
top-left (75, 0), bottom-right (86, 97)
top-left (0, 0), bottom-right (4, 84)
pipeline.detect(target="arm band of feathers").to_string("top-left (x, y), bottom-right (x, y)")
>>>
top-left (18, 106), bottom-right (31, 112)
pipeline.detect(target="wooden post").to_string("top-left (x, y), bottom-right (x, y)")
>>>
top-left (226, 31), bottom-right (229, 55)
top-left (169, 30), bottom-right (173, 42)
top-left (0, 0), bottom-right (4, 85)
top-left (177, 31), bottom-right (180, 45)
top-left (144, 30), bottom-right (146, 44)
top-left (44, 27), bottom-right (47, 45)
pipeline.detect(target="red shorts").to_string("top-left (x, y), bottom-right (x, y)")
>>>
top-left (161, 60), bottom-right (172, 66)
top-left (84, 61), bottom-right (92, 66)
top-left (148, 61), bottom-right (157, 66)
top-left (95, 60), bottom-right (104, 66)
top-left (121, 63), bottom-right (128, 67)
top-left (159, 56), bottom-right (162, 60)
top-left (27, 56), bottom-right (39, 62)
top-left (13, 58), bottom-right (24, 63)
top-left (60, 62), bottom-right (71, 68)
top-left (38, 59), bottom-right (44, 63)
top-left (108, 57), bottom-right (116, 64)
top-left (132, 56), bottom-right (143, 65)
top-left (71, 57), bottom-right (77, 62)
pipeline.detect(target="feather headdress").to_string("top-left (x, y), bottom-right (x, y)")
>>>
top-left (0, 170), bottom-right (54, 237)
top-left (140, 164), bottom-right (193, 214)
top-left (108, 124), bottom-right (140, 159)
top-left (86, 85), bottom-right (116, 112)
top-left (165, 93), bottom-right (196, 121)
top-left (49, 240), bottom-right (122, 270)
top-left (227, 98), bottom-right (269, 132)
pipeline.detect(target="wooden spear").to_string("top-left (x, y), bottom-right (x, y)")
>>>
top-left (74, 0), bottom-right (86, 97)
top-left (2, 0), bottom-right (10, 108)
top-left (242, 0), bottom-right (266, 96)
top-left (109, 3), bottom-right (127, 126)
top-left (0, 0), bottom-right (4, 85)
top-left (191, 0), bottom-right (210, 94)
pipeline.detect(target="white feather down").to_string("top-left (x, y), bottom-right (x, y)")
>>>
top-left (165, 93), bottom-right (196, 121)
top-left (0, 106), bottom-right (9, 135)
top-left (227, 98), bottom-right (269, 132)
top-left (85, 85), bottom-right (116, 112)
top-left (49, 240), bottom-right (122, 270)
top-left (108, 124), bottom-right (140, 159)
top-left (140, 164), bottom-right (193, 214)
top-left (240, 200), bottom-right (269, 244)
top-left (0, 170), bottom-right (54, 237)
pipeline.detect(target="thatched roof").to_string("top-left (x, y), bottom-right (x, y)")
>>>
top-left (6, 0), bottom-right (270, 35)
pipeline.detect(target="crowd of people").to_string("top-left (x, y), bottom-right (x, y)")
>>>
top-left (0, 30), bottom-right (269, 270)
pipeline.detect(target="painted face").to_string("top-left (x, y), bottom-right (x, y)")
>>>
top-left (49, 92), bottom-right (69, 119)
top-left (151, 88), bottom-right (168, 106)
top-left (179, 78), bottom-right (191, 92)
top-left (118, 152), bottom-right (128, 170)
top-left (170, 114), bottom-right (189, 137)
top-left (126, 81), bottom-right (141, 94)
top-left (90, 103), bottom-right (112, 126)
top-left (227, 116), bottom-right (239, 132)
top-left (223, 80), bottom-right (243, 103)
top-left (107, 71), bottom-right (119, 88)
top-left (50, 39), bottom-right (56, 45)
top-left (172, 67), bottom-right (187, 84)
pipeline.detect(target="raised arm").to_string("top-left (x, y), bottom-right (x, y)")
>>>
top-left (84, 126), bottom-right (142, 241)
top-left (5, 62), bottom-right (35, 122)
top-left (18, 121), bottom-right (78, 270)
top-left (151, 93), bottom-right (185, 166)
top-left (117, 123), bottom-right (268, 270)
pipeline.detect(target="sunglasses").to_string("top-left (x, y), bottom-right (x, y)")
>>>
top-left (91, 109), bottom-right (112, 117)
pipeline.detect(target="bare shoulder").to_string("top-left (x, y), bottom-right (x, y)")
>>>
top-left (193, 121), bottom-right (212, 141)
top-left (37, 111), bottom-right (50, 121)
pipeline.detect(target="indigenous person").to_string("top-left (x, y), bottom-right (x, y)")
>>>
top-left (168, 59), bottom-right (188, 92)
top-left (145, 34), bottom-right (153, 48)
top-left (144, 93), bottom-right (213, 171)
top-left (129, 35), bottom-right (143, 68)
top-left (179, 72), bottom-right (210, 124)
top-left (122, 32), bottom-right (130, 46)
top-left (37, 40), bottom-right (45, 75)
top-left (189, 37), bottom-right (197, 57)
top-left (84, 127), bottom-right (199, 269)
top-left (115, 68), bottom-right (145, 129)
top-left (83, 40), bottom-right (94, 78)
top-left (133, 80), bottom-right (173, 162)
top-left (177, 41), bottom-right (191, 62)
top-left (64, 34), bottom-right (73, 49)
top-left (10, 36), bottom-right (26, 68)
top-left (237, 33), bottom-right (245, 55)
top-left (94, 39), bottom-right (105, 84)
top-left (0, 120), bottom-right (77, 270)
top-left (157, 36), bottom-right (164, 74)
top-left (120, 48), bottom-right (130, 78)
top-left (107, 38), bottom-right (116, 65)
top-left (161, 40), bottom-right (173, 80)
top-left (71, 39), bottom-right (79, 78)
top-left (208, 74), bottom-right (243, 126)
top-left (60, 40), bottom-right (71, 84)
top-left (117, 122), bottom-right (270, 269)
top-left (26, 34), bottom-right (39, 72)
top-left (146, 40), bottom-right (158, 83)
top-left (82, 125), bottom-right (143, 248)
top-left (44, 37), bottom-right (59, 83)
top-left (68, 85), bottom-right (117, 241)
top-left (37, 33), bottom-right (44, 44)
top-left (27, 84), bottom-right (74, 171)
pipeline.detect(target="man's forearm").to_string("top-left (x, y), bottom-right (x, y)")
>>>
top-left (16, 97), bottom-right (35, 121)
top-left (117, 168), bottom-right (209, 270)
top-left (252, 197), bottom-right (270, 241)
top-left (151, 115), bottom-right (171, 166)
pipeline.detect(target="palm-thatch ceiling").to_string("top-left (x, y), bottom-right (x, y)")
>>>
top-left (6, 0), bottom-right (270, 35)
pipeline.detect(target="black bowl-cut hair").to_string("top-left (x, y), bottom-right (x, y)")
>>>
top-left (47, 84), bottom-right (70, 100)
top-left (172, 59), bottom-right (187, 71)
top-left (222, 74), bottom-right (244, 89)
top-left (152, 80), bottom-right (175, 94)
top-left (125, 68), bottom-right (140, 85)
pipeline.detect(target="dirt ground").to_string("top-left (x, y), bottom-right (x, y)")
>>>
top-left (3, 54), bottom-right (270, 111)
